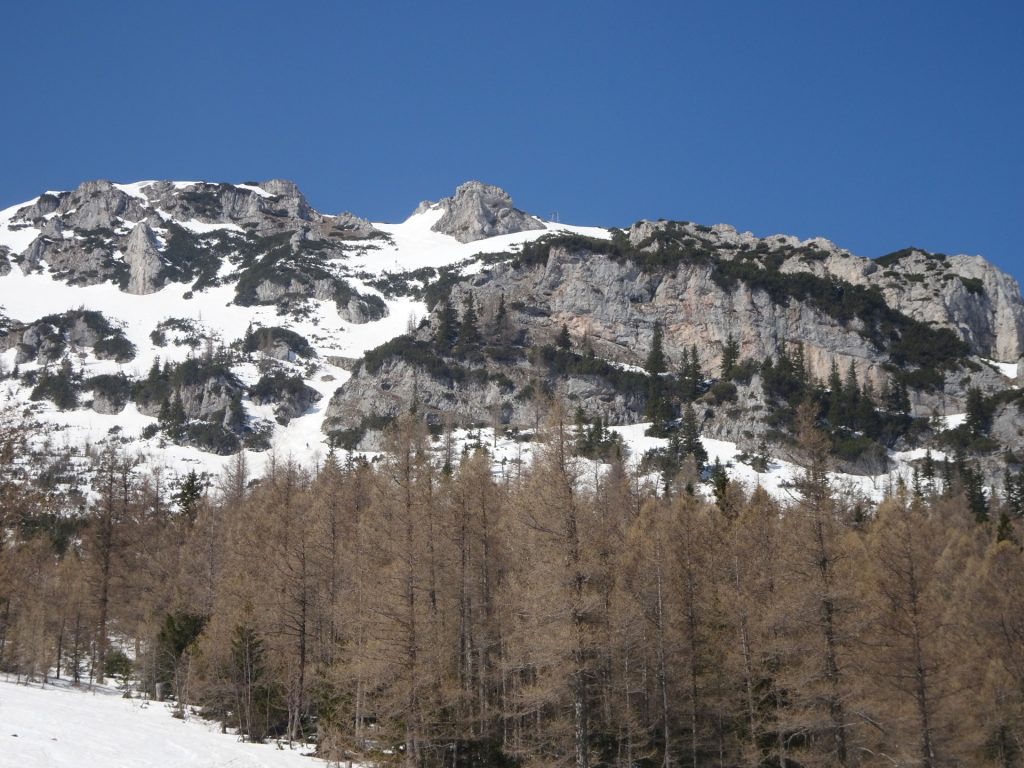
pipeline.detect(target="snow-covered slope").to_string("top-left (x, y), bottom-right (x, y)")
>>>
top-left (0, 678), bottom-right (324, 768)
top-left (1, 177), bottom-right (1020, 499)
top-left (0, 179), bottom-right (610, 486)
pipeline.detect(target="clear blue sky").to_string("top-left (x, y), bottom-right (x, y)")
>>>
top-left (2, 1), bottom-right (1021, 282)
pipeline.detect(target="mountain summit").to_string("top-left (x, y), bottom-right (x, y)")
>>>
top-left (418, 180), bottom-right (545, 243)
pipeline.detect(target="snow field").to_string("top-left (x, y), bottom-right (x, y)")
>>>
top-left (0, 677), bottom-right (327, 768)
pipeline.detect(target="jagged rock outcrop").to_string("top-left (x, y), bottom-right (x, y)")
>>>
top-left (123, 222), bottom-right (164, 294)
top-left (136, 374), bottom-right (243, 423)
top-left (0, 310), bottom-right (135, 364)
top-left (0, 246), bottom-right (11, 276)
top-left (332, 211), bottom-right (382, 239)
top-left (628, 220), bottom-right (1024, 362)
top-left (86, 375), bottom-right (132, 415)
top-left (272, 382), bottom-right (321, 425)
top-left (323, 356), bottom-right (643, 445)
top-left (779, 246), bottom-right (1024, 361)
top-left (52, 180), bottom-right (148, 231)
top-left (5, 178), bottom-right (386, 299)
top-left (428, 181), bottom-right (544, 243)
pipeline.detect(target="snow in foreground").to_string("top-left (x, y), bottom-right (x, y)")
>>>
top-left (0, 678), bottom-right (327, 768)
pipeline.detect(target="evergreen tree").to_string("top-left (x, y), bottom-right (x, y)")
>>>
top-left (556, 323), bottom-right (572, 350)
top-left (492, 293), bottom-right (511, 344)
top-left (645, 322), bottom-right (667, 376)
top-left (679, 345), bottom-right (704, 401)
top-left (827, 360), bottom-right (844, 427)
top-left (680, 403), bottom-right (707, 470)
top-left (169, 393), bottom-right (186, 426)
top-left (459, 293), bottom-right (480, 346)
top-left (883, 376), bottom-right (911, 415)
top-left (175, 470), bottom-right (204, 523)
top-left (435, 296), bottom-right (459, 350)
top-left (843, 362), bottom-right (860, 426)
top-left (720, 334), bottom-right (739, 380)
top-left (965, 387), bottom-right (993, 437)
top-left (963, 464), bottom-right (990, 523)
top-left (710, 457), bottom-right (730, 512)
top-left (454, 293), bottom-right (481, 357)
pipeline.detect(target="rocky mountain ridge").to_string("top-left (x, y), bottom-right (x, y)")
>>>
top-left (1, 177), bottom-right (1022, 492)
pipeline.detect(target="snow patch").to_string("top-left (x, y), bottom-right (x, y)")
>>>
top-left (236, 183), bottom-right (275, 198)
top-left (0, 678), bottom-right (327, 768)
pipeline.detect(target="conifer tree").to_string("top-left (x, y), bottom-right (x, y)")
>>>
top-left (456, 293), bottom-right (481, 354)
top-left (435, 295), bottom-right (459, 350)
top-left (646, 322), bottom-right (667, 376)
top-left (720, 334), bottom-right (739, 380)
top-left (556, 322), bottom-right (572, 350)
top-left (680, 403), bottom-right (707, 471)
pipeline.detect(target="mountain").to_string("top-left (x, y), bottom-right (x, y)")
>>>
top-left (1, 178), bottom-right (1022, 495)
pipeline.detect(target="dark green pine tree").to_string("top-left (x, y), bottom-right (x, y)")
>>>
top-left (175, 470), bottom-right (204, 524)
top-left (710, 457), bottom-right (730, 511)
top-left (843, 362), bottom-right (860, 426)
top-left (679, 345), bottom-right (703, 401)
top-left (792, 340), bottom-right (809, 389)
top-left (455, 293), bottom-right (481, 356)
top-left (645, 322), bottom-right (667, 376)
top-left (556, 323), bottom-right (572, 350)
top-left (827, 360), bottom-right (844, 427)
top-left (435, 296), bottom-right (459, 351)
top-left (644, 322), bottom-right (672, 434)
top-left (720, 334), bottom-right (739, 380)
top-left (680, 402), bottom-right (707, 470)
top-left (888, 377), bottom-right (911, 415)
top-left (856, 381), bottom-right (878, 435)
top-left (965, 386), bottom-right (993, 437)
top-left (963, 464), bottom-right (990, 523)
top-left (169, 392), bottom-right (186, 427)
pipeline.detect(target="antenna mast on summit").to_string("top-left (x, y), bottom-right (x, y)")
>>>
top-left (550, 211), bottom-right (560, 223)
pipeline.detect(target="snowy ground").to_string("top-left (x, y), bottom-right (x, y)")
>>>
top-left (0, 677), bottom-right (328, 768)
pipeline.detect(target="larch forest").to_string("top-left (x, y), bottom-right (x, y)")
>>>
top-left (1, 396), bottom-right (1023, 768)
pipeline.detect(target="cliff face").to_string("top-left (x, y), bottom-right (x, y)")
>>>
top-left (784, 246), bottom-right (1024, 362)
top-left (325, 221), bottom-right (1021, 444)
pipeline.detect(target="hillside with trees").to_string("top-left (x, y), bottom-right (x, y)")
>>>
top-left (2, 404), bottom-right (1023, 768)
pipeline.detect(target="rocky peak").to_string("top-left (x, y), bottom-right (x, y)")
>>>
top-left (123, 222), bottom-right (164, 295)
top-left (332, 211), bottom-right (381, 239)
top-left (429, 181), bottom-right (545, 243)
top-left (52, 179), bottom-right (147, 231)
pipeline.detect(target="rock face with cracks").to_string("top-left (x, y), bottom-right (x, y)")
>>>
top-left (325, 220), bottom-right (1024, 460)
top-left (427, 181), bottom-right (545, 243)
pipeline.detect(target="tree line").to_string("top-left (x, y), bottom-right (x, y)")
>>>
top-left (1, 404), bottom-right (1023, 768)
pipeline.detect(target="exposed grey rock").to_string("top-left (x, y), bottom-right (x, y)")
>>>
top-left (323, 354), bottom-right (643, 443)
top-left (91, 390), bottom-right (126, 415)
top-left (14, 191), bottom-right (64, 221)
top-left (0, 246), bottom-right (10, 277)
top-left (273, 383), bottom-right (321, 425)
top-left (123, 223), bottom-right (165, 294)
top-left (55, 180), bottom-right (147, 231)
top-left (332, 211), bottom-right (381, 239)
top-left (136, 375), bottom-right (243, 422)
top-left (429, 181), bottom-right (545, 243)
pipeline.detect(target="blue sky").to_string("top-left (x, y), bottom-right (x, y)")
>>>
top-left (2, 1), bottom-right (1021, 282)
